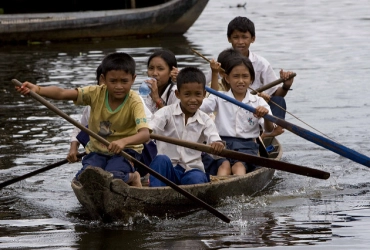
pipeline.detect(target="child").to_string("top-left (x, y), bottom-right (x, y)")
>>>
top-left (142, 49), bottom-right (179, 113)
top-left (225, 16), bottom-right (293, 120)
top-left (67, 64), bottom-right (154, 165)
top-left (16, 52), bottom-right (151, 187)
top-left (200, 56), bottom-right (274, 175)
top-left (148, 67), bottom-right (229, 187)
top-left (209, 48), bottom-right (241, 92)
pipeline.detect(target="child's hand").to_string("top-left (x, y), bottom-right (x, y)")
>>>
top-left (210, 141), bottom-right (225, 154)
top-left (170, 66), bottom-right (179, 82)
top-left (210, 59), bottom-right (221, 73)
top-left (257, 92), bottom-right (271, 102)
top-left (147, 78), bottom-right (160, 101)
top-left (280, 69), bottom-right (294, 88)
top-left (67, 148), bottom-right (79, 163)
top-left (108, 140), bottom-right (126, 154)
top-left (254, 106), bottom-right (269, 118)
top-left (15, 81), bottom-right (38, 96)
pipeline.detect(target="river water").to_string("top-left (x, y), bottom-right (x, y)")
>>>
top-left (1, 0), bottom-right (370, 249)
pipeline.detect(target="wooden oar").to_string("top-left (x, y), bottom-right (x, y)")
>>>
top-left (190, 48), bottom-right (296, 94)
top-left (250, 73), bottom-right (297, 94)
top-left (205, 86), bottom-right (370, 168)
top-left (150, 134), bottom-right (330, 180)
top-left (0, 152), bottom-right (86, 189)
top-left (11, 79), bottom-right (231, 223)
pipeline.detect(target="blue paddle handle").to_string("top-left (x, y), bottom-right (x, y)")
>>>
top-left (205, 86), bottom-right (370, 168)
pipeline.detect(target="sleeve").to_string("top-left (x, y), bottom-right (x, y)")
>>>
top-left (74, 86), bottom-right (94, 106)
top-left (203, 117), bottom-right (222, 144)
top-left (257, 97), bottom-right (273, 128)
top-left (199, 94), bottom-right (218, 114)
top-left (148, 108), bottom-right (168, 134)
top-left (69, 106), bottom-right (90, 142)
top-left (132, 96), bottom-right (151, 132)
top-left (261, 64), bottom-right (280, 96)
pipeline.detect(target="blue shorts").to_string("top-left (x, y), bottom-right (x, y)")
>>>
top-left (77, 149), bottom-right (140, 183)
top-left (221, 136), bottom-right (259, 173)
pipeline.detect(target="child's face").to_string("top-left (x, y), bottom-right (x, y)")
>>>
top-left (147, 56), bottom-right (171, 87)
top-left (101, 70), bottom-right (136, 101)
top-left (225, 64), bottom-right (252, 96)
top-left (228, 30), bottom-right (255, 57)
top-left (175, 82), bottom-right (206, 116)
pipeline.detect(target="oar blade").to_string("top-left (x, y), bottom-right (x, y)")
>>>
top-left (205, 86), bottom-right (370, 168)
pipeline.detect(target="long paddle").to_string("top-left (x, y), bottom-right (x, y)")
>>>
top-left (0, 152), bottom-right (86, 189)
top-left (150, 134), bottom-right (330, 180)
top-left (11, 79), bottom-right (231, 223)
top-left (190, 48), bottom-right (296, 94)
top-left (205, 86), bottom-right (370, 168)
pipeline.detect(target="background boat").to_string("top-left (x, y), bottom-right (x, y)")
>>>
top-left (0, 0), bottom-right (209, 43)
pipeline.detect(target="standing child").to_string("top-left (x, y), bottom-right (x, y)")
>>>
top-left (142, 49), bottom-right (179, 113)
top-left (200, 56), bottom-right (274, 175)
top-left (148, 67), bottom-right (229, 187)
top-left (16, 52), bottom-right (151, 187)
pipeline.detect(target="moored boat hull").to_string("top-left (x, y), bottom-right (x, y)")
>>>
top-left (0, 0), bottom-right (209, 43)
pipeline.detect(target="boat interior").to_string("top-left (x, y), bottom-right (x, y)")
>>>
top-left (0, 0), bottom-right (171, 14)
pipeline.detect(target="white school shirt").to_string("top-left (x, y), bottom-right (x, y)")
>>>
top-left (204, 50), bottom-right (280, 96)
top-left (70, 96), bottom-right (152, 142)
top-left (200, 90), bottom-right (272, 139)
top-left (149, 102), bottom-right (222, 172)
top-left (143, 83), bottom-right (179, 114)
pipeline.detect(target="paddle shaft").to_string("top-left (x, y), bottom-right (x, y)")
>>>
top-left (190, 48), bottom-right (296, 94)
top-left (250, 73), bottom-right (297, 94)
top-left (0, 152), bottom-right (86, 189)
top-left (206, 86), bottom-right (370, 168)
top-left (150, 134), bottom-right (330, 180)
top-left (11, 79), bottom-right (230, 223)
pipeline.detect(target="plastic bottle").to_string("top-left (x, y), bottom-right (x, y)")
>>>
top-left (139, 78), bottom-right (154, 96)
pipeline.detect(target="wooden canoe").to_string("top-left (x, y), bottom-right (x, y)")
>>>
top-left (0, 0), bottom-right (208, 43)
top-left (71, 137), bottom-right (282, 222)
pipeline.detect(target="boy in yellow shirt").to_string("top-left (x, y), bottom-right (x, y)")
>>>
top-left (16, 52), bottom-right (150, 187)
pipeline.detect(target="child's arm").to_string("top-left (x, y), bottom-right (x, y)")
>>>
top-left (170, 66), bottom-right (179, 83)
top-left (108, 128), bottom-right (150, 154)
top-left (273, 69), bottom-right (295, 97)
top-left (210, 59), bottom-right (221, 91)
top-left (254, 106), bottom-right (274, 133)
top-left (16, 81), bottom-right (78, 100)
top-left (67, 141), bottom-right (81, 162)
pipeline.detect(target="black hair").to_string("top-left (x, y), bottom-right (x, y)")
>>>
top-left (177, 67), bottom-right (206, 91)
top-left (96, 64), bottom-right (102, 85)
top-left (227, 16), bottom-right (255, 38)
top-left (100, 52), bottom-right (136, 76)
top-left (224, 56), bottom-right (255, 83)
top-left (147, 49), bottom-right (178, 104)
top-left (217, 48), bottom-right (242, 70)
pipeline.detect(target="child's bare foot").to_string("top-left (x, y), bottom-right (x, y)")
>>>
top-left (127, 171), bottom-right (142, 187)
top-left (261, 126), bottom-right (284, 139)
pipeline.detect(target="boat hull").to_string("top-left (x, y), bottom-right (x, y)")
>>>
top-left (0, 0), bottom-right (208, 43)
top-left (71, 137), bottom-right (282, 222)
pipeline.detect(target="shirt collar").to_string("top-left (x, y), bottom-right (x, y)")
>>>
top-left (173, 102), bottom-right (206, 125)
top-left (224, 89), bottom-right (258, 104)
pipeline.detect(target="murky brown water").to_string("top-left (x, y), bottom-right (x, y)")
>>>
top-left (1, 0), bottom-right (370, 249)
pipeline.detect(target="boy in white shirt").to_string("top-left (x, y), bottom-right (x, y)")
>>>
top-left (148, 67), bottom-right (228, 187)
